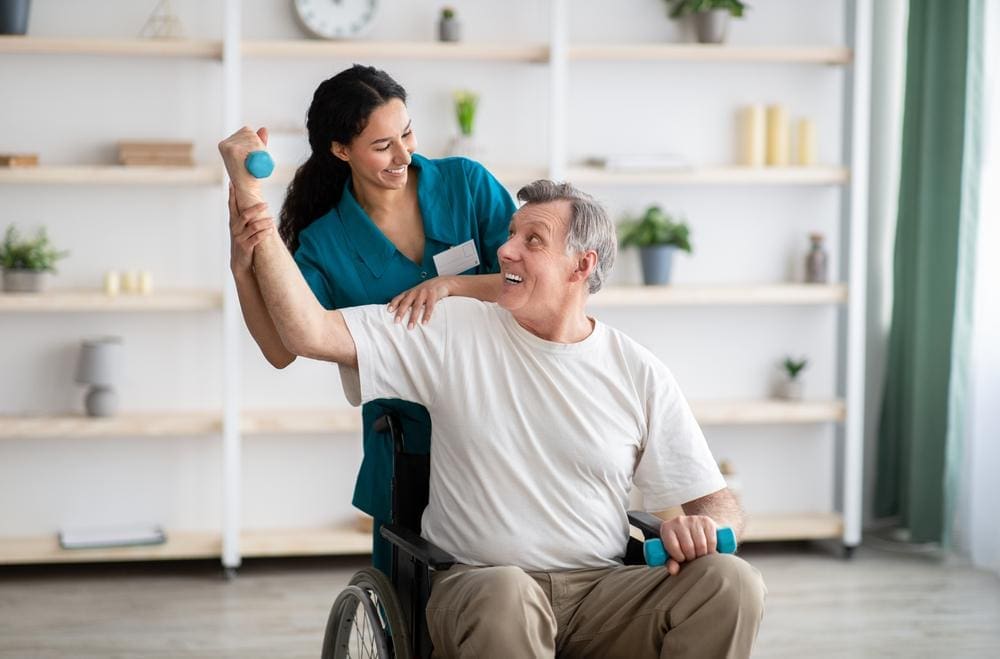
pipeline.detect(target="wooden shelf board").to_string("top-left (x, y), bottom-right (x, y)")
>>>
top-left (268, 164), bottom-right (547, 188)
top-left (242, 40), bottom-right (549, 62)
top-left (0, 531), bottom-right (221, 565)
top-left (742, 512), bottom-right (844, 542)
top-left (0, 514), bottom-right (841, 564)
top-left (567, 165), bottom-right (849, 186)
top-left (1, 38), bottom-right (848, 66)
top-left (0, 35), bottom-right (223, 58)
top-left (589, 284), bottom-right (847, 307)
top-left (0, 413), bottom-right (221, 440)
top-left (0, 165), bottom-right (223, 185)
top-left (0, 401), bottom-right (843, 441)
top-left (0, 289), bottom-right (223, 313)
top-left (693, 400), bottom-right (845, 425)
top-left (240, 527), bottom-right (372, 557)
top-left (570, 44), bottom-right (852, 64)
top-left (242, 409), bottom-right (362, 435)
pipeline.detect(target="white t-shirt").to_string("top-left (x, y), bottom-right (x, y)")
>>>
top-left (340, 298), bottom-right (725, 571)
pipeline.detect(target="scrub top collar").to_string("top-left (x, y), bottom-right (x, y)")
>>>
top-left (337, 153), bottom-right (464, 279)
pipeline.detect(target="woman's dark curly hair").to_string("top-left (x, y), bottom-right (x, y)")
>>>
top-left (279, 65), bottom-right (407, 254)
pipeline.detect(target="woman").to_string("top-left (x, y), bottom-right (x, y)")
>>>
top-left (222, 65), bottom-right (515, 574)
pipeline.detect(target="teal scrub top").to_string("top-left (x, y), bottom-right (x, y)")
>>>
top-left (292, 153), bottom-right (516, 522)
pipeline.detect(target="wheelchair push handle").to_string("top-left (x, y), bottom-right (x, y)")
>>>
top-left (643, 527), bottom-right (737, 567)
top-left (244, 150), bottom-right (274, 178)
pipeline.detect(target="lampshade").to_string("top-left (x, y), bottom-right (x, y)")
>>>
top-left (74, 337), bottom-right (123, 387)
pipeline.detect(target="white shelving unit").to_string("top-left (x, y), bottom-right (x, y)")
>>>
top-left (0, 0), bottom-right (870, 566)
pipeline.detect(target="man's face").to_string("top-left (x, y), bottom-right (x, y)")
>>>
top-left (497, 200), bottom-right (578, 316)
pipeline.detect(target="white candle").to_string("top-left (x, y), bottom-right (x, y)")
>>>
top-left (766, 104), bottom-right (789, 166)
top-left (103, 270), bottom-right (120, 296)
top-left (740, 105), bottom-right (765, 167)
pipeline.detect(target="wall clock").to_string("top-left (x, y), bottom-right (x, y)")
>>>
top-left (293, 0), bottom-right (378, 40)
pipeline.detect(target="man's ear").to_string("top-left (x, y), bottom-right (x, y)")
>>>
top-left (330, 141), bottom-right (350, 163)
top-left (570, 250), bottom-right (598, 286)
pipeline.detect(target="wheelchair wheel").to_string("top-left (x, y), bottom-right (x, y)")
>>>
top-left (321, 567), bottom-right (411, 659)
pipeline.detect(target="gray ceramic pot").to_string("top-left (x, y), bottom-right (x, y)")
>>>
top-left (438, 17), bottom-right (461, 42)
top-left (2, 269), bottom-right (46, 292)
top-left (0, 0), bottom-right (30, 35)
top-left (639, 245), bottom-right (676, 286)
top-left (694, 10), bottom-right (729, 44)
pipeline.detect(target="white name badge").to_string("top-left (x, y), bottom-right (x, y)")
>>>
top-left (433, 239), bottom-right (480, 276)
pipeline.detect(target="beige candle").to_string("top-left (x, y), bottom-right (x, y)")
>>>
top-left (121, 270), bottom-right (138, 294)
top-left (766, 104), bottom-right (789, 166)
top-left (103, 270), bottom-right (120, 296)
top-left (138, 271), bottom-right (154, 295)
top-left (797, 118), bottom-right (817, 166)
top-left (740, 105), bottom-right (765, 167)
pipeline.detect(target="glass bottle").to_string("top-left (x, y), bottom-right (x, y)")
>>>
top-left (805, 232), bottom-right (828, 283)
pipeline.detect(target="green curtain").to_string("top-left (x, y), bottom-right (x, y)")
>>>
top-left (875, 0), bottom-right (981, 543)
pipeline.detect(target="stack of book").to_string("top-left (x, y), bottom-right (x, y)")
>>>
top-left (59, 523), bottom-right (167, 549)
top-left (118, 141), bottom-right (193, 167)
top-left (0, 153), bottom-right (39, 167)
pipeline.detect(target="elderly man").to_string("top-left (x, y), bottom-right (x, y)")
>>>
top-left (220, 134), bottom-right (765, 658)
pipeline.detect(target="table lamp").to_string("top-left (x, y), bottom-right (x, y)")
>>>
top-left (75, 337), bottom-right (123, 417)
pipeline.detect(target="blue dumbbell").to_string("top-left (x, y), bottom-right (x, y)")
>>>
top-left (245, 150), bottom-right (274, 178)
top-left (644, 527), bottom-right (738, 566)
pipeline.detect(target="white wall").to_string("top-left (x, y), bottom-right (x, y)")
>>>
top-left (1, 1), bottom-right (847, 537)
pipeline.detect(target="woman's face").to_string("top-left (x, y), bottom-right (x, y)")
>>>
top-left (332, 98), bottom-right (417, 191)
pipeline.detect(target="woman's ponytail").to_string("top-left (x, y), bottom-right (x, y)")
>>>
top-left (279, 153), bottom-right (349, 254)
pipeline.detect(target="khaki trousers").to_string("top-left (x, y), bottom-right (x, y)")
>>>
top-left (426, 553), bottom-right (766, 659)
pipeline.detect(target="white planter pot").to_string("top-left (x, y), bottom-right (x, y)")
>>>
top-left (777, 377), bottom-right (804, 400)
top-left (2, 269), bottom-right (47, 293)
top-left (446, 134), bottom-right (483, 159)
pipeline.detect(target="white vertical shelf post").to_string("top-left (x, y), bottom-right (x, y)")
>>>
top-left (548, 0), bottom-right (569, 180)
top-left (221, 0), bottom-right (243, 571)
top-left (840, 0), bottom-right (872, 549)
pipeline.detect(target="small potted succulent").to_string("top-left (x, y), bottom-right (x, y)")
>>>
top-left (438, 6), bottom-right (460, 42)
top-left (618, 206), bottom-right (692, 285)
top-left (663, 0), bottom-right (749, 44)
top-left (778, 356), bottom-right (808, 400)
top-left (0, 224), bottom-right (69, 293)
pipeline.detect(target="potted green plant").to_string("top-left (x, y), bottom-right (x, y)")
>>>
top-left (778, 356), bottom-right (808, 400)
top-left (618, 206), bottom-right (692, 285)
top-left (438, 6), bottom-right (460, 42)
top-left (447, 90), bottom-right (482, 157)
top-left (663, 0), bottom-right (749, 44)
top-left (0, 225), bottom-right (69, 293)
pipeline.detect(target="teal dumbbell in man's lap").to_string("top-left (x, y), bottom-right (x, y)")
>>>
top-left (644, 527), bottom-right (738, 566)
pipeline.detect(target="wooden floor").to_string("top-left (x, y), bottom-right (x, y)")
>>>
top-left (1, 542), bottom-right (998, 658)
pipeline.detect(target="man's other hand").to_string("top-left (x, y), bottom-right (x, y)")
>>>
top-left (658, 514), bottom-right (719, 576)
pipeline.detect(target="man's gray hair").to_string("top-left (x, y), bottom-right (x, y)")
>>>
top-left (516, 180), bottom-right (616, 294)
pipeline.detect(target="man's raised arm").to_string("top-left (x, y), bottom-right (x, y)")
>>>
top-left (218, 128), bottom-right (357, 368)
top-left (250, 223), bottom-right (357, 367)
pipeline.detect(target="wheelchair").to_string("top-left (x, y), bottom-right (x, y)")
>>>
top-left (320, 414), bottom-right (666, 659)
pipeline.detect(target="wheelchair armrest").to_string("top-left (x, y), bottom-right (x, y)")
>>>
top-left (628, 510), bottom-right (664, 540)
top-left (381, 523), bottom-right (457, 571)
